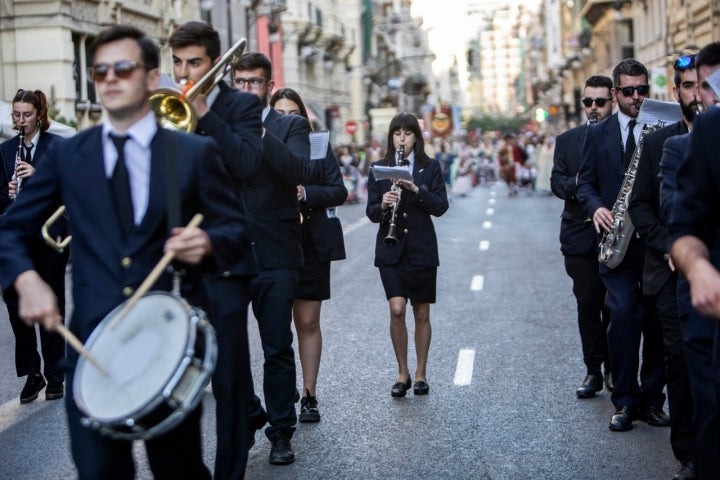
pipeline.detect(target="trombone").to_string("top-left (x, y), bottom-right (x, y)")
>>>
top-left (149, 37), bottom-right (247, 132)
top-left (41, 39), bottom-right (248, 251)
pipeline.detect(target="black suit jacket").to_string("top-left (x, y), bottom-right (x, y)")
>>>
top-left (239, 108), bottom-right (310, 269)
top-left (628, 120), bottom-right (687, 294)
top-left (300, 142), bottom-right (347, 263)
top-left (366, 152), bottom-right (449, 267)
top-left (551, 123), bottom-right (597, 256)
top-left (0, 125), bottom-right (248, 345)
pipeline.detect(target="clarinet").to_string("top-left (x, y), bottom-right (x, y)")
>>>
top-left (10, 126), bottom-right (25, 200)
top-left (384, 145), bottom-right (405, 245)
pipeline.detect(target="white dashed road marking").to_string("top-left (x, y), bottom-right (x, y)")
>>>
top-left (454, 349), bottom-right (475, 386)
top-left (470, 275), bottom-right (484, 291)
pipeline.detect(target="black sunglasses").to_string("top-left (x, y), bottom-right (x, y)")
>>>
top-left (616, 84), bottom-right (650, 97)
top-left (582, 97), bottom-right (611, 108)
top-left (674, 54), bottom-right (695, 71)
top-left (88, 60), bottom-right (145, 82)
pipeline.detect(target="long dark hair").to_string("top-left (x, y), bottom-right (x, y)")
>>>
top-left (13, 89), bottom-right (51, 132)
top-left (269, 88), bottom-right (311, 128)
top-left (383, 113), bottom-right (425, 165)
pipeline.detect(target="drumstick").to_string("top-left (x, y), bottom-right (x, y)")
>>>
top-left (110, 213), bottom-right (204, 330)
top-left (54, 323), bottom-right (109, 376)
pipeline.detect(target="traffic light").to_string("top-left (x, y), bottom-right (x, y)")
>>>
top-left (535, 107), bottom-right (549, 123)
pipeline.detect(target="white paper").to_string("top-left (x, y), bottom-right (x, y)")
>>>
top-left (371, 165), bottom-right (413, 181)
top-left (309, 131), bottom-right (330, 160)
top-left (636, 98), bottom-right (683, 127)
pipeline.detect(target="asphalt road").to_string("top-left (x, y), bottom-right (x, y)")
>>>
top-left (0, 182), bottom-right (678, 479)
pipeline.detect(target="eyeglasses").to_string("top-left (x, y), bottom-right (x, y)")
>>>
top-left (616, 84), bottom-right (650, 97)
top-left (233, 77), bottom-right (266, 89)
top-left (582, 97), bottom-right (612, 108)
top-left (674, 54), bottom-right (696, 71)
top-left (88, 60), bottom-right (146, 82)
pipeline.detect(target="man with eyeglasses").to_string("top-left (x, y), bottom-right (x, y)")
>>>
top-left (0, 24), bottom-right (250, 478)
top-left (628, 52), bottom-right (700, 480)
top-left (167, 21), bottom-right (264, 480)
top-left (230, 52), bottom-right (311, 466)
top-left (664, 41), bottom-right (720, 480)
top-left (577, 58), bottom-right (668, 434)
top-left (551, 75), bottom-right (614, 401)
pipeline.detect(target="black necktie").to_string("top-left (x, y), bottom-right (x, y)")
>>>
top-left (23, 143), bottom-right (33, 163)
top-left (109, 134), bottom-right (135, 241)
top-left (624, 120), bottom-right (637, 168)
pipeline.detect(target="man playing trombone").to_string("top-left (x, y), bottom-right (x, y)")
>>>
top-left (167, 21), bottom-right (263, 480)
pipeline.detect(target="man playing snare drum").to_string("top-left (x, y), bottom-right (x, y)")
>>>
top-left (0, 24), bottom-right (249, 479)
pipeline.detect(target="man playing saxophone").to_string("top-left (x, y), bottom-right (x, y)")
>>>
top-left (577, 58), bottom-right (668, 435)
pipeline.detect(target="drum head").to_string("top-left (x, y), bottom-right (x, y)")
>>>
top-left (75, 292), bottom-right (191, 422)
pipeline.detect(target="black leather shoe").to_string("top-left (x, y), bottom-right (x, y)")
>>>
top-left (673, 460), bottom-right (697, 480)
top-left (413, 380), bottom-right (429, 395)
top-left (609, 406), bottom-right (635, 431)
top-left (637, 405), bottom-right (671, 426)
top-left (45, 381), bottom-right (64, 401)
top-left (269, 435), bottom-right (295, 465)
top-left (576, 374), bottom-right (602, 398)
top-left (20, 373), bottom-right (46, 404)
top-left (391, 377), bottom-right (411, 398)
top-left (603, 372), bottom-right (614, 392)
top-left (299, 390), bottom-right (320, 423)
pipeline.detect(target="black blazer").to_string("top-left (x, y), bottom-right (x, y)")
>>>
top-left (366, 152), bottom-right (449, 267)
top-left (628, 120), bottom-right (687, 294)
top-left (300, 142), bottom-right (347, 263)
top-left (551, 124), bottom-right (597, 256)
top-left (238, 108), bottom-right (311, 269)
top-left (577, 113), bottom-right (629, 218)
top-left (0, 125), bottom-right (248, 344)
top-left (195, 80), bottom-right (263, 276)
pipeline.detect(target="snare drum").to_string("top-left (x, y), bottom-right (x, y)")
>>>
top-left (73, 291), bottom-right (217, 440)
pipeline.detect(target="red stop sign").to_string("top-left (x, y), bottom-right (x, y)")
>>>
top-left (345, 120), bottom-right (358, 135)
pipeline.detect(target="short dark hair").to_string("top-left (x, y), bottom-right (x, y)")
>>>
top-left (695, 41), bottom-right (720, 71)
top-left (13, 89), bottom-right (51, 132)
top-left (612, 58), bottom-right (648, 86)
top-left (269, 88), bottom-right (310, 120)
top-left (585, 75), bottom-right (613, 90)
top-left (672, 50), bottom-right (699, 88)
top-left (384, 113), bottom-right (425, 162)
top-left (168, 21), bottom-right (221, 61)
top-left (92, 24), bottom-right (159, 70)
top-left (232, 52), bottom-right (272, 81)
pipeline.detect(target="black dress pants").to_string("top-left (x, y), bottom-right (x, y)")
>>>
top-left (564, 253), bottom-right (610, 374)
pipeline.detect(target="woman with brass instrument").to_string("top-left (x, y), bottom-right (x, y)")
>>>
top-left (0, 88), bottom-right (69, 404)
top-left (269, 87), bottom-right (347, 423)
top-left (366, 113), bottom-right (449, 397)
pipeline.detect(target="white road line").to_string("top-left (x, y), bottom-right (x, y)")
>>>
top-left (470, 275), bottom-right (484, 291)
top-left (490, 191), bottom-right (496, 197)
top-left (342, 216), bottom-right (369, 235)
top-left (486, 208), bottom-right (494, 216)
top-left (482, 221), bottom-right (492, 229)
top-left (488, 198), bottom-right (496, 205)
top-left (479, 240), bottom-right (490, 251)
top-left (454, 349), bottom-right (475, 386)
top-left (0, 396), bottom-right (51, 434)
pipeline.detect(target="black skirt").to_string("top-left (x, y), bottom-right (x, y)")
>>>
top-left (378, 251), bottom-right (437, 304)
top-left (296, 257), bottom-right (331, 301)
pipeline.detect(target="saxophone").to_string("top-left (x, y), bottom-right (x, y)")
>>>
top-left (598, 123), bottom-right (662, 268)
top-left (384, 145), bottom-right (405, 245)
top-left (10, 126), bottom-right (25, 200)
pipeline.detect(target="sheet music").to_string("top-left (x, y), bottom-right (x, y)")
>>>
top-left (707, 68), bottom-right (720, 101)
top-left (371, 165), bottom-right (413, 181)
top-left (310, 131), bottom-right (330, 160)
top-left (636, 98), bottom-right (683, 126)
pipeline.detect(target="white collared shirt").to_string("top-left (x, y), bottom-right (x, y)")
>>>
top-left (24, 131), bottom-right (40, 162)
top-left (102, 112), bottom-right (157, 225)
top-left (617, 110), bottom-right (642, 150)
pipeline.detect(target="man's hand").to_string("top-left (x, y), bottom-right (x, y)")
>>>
top-left (15, 270), bottom-right (62, 330)
top-left (297, 185), bottom-right (306, 202)
top-left (686, 259), bottom-right (720, 319)
top-left (165, 227), bottom-right (211, 265)
top-left (15, 160), bottom-right (35, 179)
top-left (592, 207), bottom-right (614, 233)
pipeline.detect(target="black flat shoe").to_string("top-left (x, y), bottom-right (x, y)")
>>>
top-left (413, 380), bottom-right (429, 395)
top-left (20, 373), bottom-right (46, 404)
top-left (391, 377), bottom-right (411, 397)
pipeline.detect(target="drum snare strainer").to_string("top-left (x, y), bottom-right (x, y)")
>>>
top-left (74, 291), bottom-right (217, 440)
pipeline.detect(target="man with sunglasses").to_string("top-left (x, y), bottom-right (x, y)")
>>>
top-left (551, 75), bottom-right (614, 401)
top-left (0, 24), bottom-right (250, 479)
top-left (628, 52), bottom-right (700, 480)
top-left (167, 21), bottom-right (264, 480)
top-left (663, 41), bottom-right (720, 480)
top-left (577, 58), bottom-right (668, 434)
top-left (230, 52), bottom-right (311, 466)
